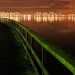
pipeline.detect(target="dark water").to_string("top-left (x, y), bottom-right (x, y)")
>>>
top-left (19, 16), bottom-right (75, 75)
top-left (20, 18), bottom-right (75, 57)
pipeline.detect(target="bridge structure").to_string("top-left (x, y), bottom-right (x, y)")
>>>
top-left (0, 18), bottom-right (75, 75)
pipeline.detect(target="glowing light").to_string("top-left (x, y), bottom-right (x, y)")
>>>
top-left (48, 16), bottom-right (54, 22)
top-left (43, 17), bottom-right (47, 22)
top-left (23, 15), bottom-right (26, 21)
top-left (0, 12), bottom-right (75, 23)
top-left (27, 15), bottom-right (31, 21)
top-left (34, 16), bottom-right (42, 22)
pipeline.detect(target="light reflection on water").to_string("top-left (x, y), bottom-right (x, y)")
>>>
top-left (19, 15), bottom-right (75, 56)
top-left (1, 13), bottom-right (75, 23)
top-left (5, 15), bottom-right (75, 34)
top-left (15, 15), bottom-right (75, 34)
top-left (1, 13), bottom-right (75, 56)
top-left (12, 15), bottom-right (75, 23)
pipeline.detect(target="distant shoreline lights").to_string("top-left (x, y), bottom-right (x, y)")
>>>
top-left (0, 12), bottom-right (75, 22)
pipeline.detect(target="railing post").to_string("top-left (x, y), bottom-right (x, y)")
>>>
top-left (17, 24), bottom-right (19, 30)
top-left (42, 46), bottom-right (44, 75)
top-left (18, 26), bottom-right (20, 31)
top-left (22, 29), bottom-right (25, 37)
top-left (21, 28), bottom-right (23, 35)
top-left (31, 36), bottom-right (33, 47)
top-left (26, 31), bottom-right (28, 40)
top-left (16, 23), bottom-right (18, 29)
top-left (42, 47), bottom-right (44, 63)
top-left (26, 31), bottom-right (28, 58)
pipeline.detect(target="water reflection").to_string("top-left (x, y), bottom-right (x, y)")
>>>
top-left (0, 12), bottom-right (75, 56)
top-left (0, 12), bottom-right (75, 33)
top-left (0, 12), bottom-right (75, 23)
top-left (24, 15), bottom-right (32, 21)
top-left (24, 15), bottom-right (75, 23)
top-left (34, 16), bottom-right (43, 22)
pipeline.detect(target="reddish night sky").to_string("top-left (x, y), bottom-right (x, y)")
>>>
top-left (0, 0), bottom-right (75, 13)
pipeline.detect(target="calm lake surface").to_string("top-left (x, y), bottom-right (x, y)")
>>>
top-left (10, 14), bottom-right (74, 74)
top-left (19, 15), bottom-right (75, 57)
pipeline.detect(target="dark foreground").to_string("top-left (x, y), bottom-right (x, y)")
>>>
top-left (0, 22), bottom-right (35, 75)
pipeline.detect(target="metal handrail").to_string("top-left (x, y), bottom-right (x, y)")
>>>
top-left (1, 18), bottom-right (75, 75)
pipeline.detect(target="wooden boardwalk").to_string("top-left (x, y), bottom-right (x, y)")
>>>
top-left (0, 22), bottom-right (35, 75)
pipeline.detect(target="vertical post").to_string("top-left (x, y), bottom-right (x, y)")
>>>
top-left (17, 24), bottom-right (19, 30)
top-left (26, 31), bottom-right (28, 58)
top-left (42, 47), bottom-right (44, 63)
top-left (42, 46), bottom-right (44, 75)
top-left (18, 26), bottom-right (20, 31)
top-left (19, 27), bottom-right (21, 32)
top-left (21, 28), bottom-right (23, 35)
top-left (26, 31), bottom-right (28, 40)
top-left (23, 29), bottom-right (25, 37)
top-left (17, 24), bottom-right (18, 29)
top-left (31, 36), bottom-right (33, 47)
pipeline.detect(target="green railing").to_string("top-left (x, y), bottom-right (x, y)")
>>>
top-left (1, 18), bottom-right (75, 75)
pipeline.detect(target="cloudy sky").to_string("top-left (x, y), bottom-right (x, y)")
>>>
top-left (0, 0), bottom-right (75, 11)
